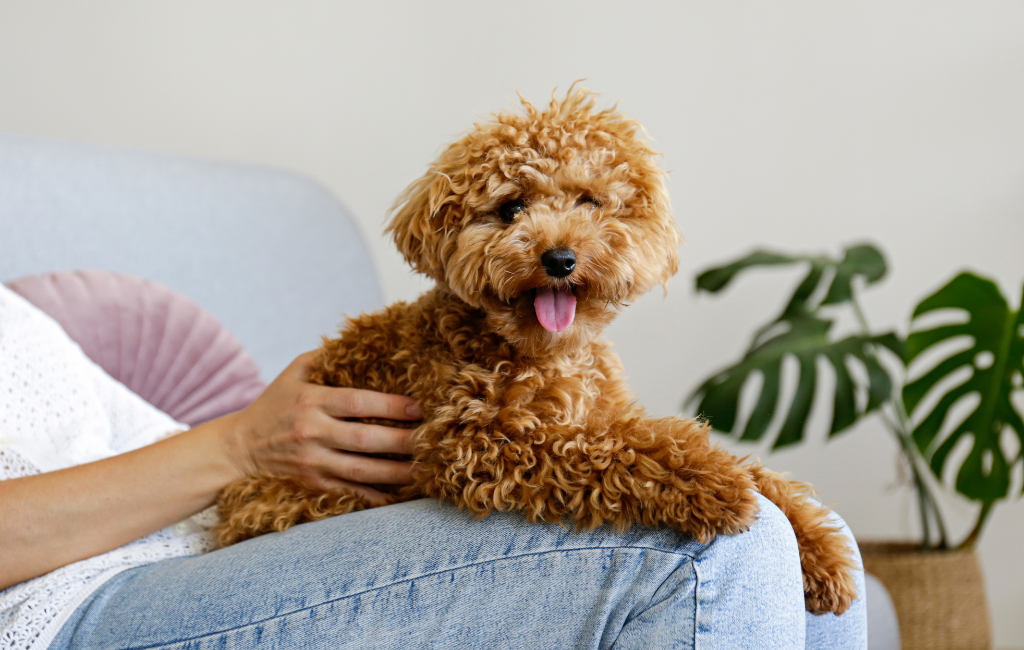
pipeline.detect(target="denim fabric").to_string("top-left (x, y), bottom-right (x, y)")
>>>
top-left (804, 512), bottom-right (868, 649)
top-left (51, 496), bottom-right (865, 650)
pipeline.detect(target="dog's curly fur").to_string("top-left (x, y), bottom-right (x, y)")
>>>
top-left (215, 88), bottom-right (858, 615)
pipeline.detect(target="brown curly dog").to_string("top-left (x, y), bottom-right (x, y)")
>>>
top-left (215, 87), bottom-right (858, 615)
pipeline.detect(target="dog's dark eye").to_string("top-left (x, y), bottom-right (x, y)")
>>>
top-left (498, 199), bottom-right (526, 224)
top-left (576, 195), bottom-right (601, 209)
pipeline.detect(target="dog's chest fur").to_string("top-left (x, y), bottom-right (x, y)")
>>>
top-left (308, 286), bottom-right (629, 441)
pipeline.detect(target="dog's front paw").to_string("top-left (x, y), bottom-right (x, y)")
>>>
top-left (650, 463), bottom-right (760, 543)
top-left (681, 473), bottom-right (760, 542)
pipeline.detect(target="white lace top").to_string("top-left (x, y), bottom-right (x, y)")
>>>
top-left (0, 285), bottom-right (216, 650)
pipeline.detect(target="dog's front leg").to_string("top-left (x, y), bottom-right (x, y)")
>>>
top-left (412, 404), bottom-right (759, 543)
top-left (560, 411), bottom-right (762, 542)
top-left (413, 408), bottom-right (860, 614)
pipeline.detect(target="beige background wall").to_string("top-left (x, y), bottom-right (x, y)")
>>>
top-left (1, 1), bottom-right (1021, 645)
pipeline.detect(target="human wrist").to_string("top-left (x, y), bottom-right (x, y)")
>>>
top-left (193, 411), bottom-right (256, 482)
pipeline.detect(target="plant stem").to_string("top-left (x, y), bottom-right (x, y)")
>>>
top-left (876, 410), bottom-right (934, 546)
top-left (850, 293), bottom-right (948, 549)
top-left (959, 501), bottom-right (994, 551)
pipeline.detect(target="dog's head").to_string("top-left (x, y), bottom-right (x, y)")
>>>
top-left (387, 87), bottom-right (680, 356)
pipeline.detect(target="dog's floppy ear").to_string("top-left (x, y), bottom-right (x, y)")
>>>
top-left (621, 149), bottom-right (681, 298)
top-left (647, 175), bottom-right (681, 292)
top-left (386, 169), bottom-right (458, 282)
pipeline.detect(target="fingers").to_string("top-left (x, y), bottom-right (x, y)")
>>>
top-left (244, 352), bottom-right (423, 494)
top-left (317, 385), bottom-right (423, 421)
top-left (322, 418), bottom-right (416, 456)
top-left (314, 448), bottom-right (414, 486)
top-left (294, 472), bottom-right (397, 507)
top-left (309, 477), bottom-right (399, 508)
top-left (283, 351), bottom-right (423, 421)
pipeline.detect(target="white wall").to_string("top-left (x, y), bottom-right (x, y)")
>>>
top-left (2, 1), bottom-right (1022, 644)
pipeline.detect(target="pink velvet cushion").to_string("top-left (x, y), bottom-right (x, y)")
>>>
top-left (6, 270), bottom-right (266, 426)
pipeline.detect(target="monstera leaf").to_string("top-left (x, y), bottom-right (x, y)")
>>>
top-left (690, 243), bottom-right (901, 449)
top-left (691, 245), bottom-right (1021, 549)
top-left (696, 245), bottom-right (886, 310)
top-left (904, 273), bottom-right (1024, 502)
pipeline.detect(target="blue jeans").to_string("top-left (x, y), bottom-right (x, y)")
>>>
top-left (52, 495), bottom-right (866, 649)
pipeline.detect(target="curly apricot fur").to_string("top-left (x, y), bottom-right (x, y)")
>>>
top-left (214, 87), bottom-right (858, 615)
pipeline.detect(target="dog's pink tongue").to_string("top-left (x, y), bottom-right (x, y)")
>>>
top-left (535, 287), bottom-right (576, 333)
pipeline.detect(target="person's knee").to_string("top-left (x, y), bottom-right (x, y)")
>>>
top-left (680, 494), bottom-right (806, 648)
top-left (697, 494), bottom-right (804, 598)
top-left (745, 493), bottom-right (802, 564)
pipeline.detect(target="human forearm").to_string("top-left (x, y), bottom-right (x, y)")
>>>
top-left (0, 416), bottom-right (242, 590)
top-left (0, 352), bottom-right (421, 591)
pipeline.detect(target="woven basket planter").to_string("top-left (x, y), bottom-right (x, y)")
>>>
top-left (859, 542), bottom-right (991, 650)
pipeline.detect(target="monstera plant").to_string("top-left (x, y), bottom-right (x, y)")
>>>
top-left (688, 243), bottom-right (1024, 550)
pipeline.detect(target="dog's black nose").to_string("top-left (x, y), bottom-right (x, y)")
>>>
top-left (541, 247), bottom-right (577, 278)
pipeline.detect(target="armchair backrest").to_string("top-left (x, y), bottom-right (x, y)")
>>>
top-left (0, 133), bottom-right (383, 380)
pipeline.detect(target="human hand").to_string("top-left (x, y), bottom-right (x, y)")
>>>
top-left (220, 351), bottom-right (422, 505)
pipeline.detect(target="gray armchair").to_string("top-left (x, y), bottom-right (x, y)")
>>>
top-left (0, 132), bottom-right (382, 381)
top-left (0, 132), bottom-right (899, 649)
